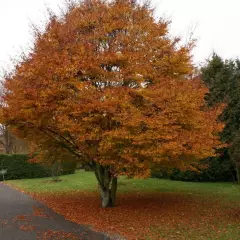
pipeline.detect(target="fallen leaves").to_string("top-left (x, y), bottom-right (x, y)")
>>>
top-left (33, 206), bottom-right (52, 219)
top-left (29, 191), bottom-right (240, 240)
top-left (0, 219), bottom-right (8, 226)
top-left (19, 224), bottom-right (36, 232)
top-left (38, 230), bottom-right (79, 240)
top-left (12, 215), bottom-right (30, 224)
top-left (16, 215), bottom-right (28, 221)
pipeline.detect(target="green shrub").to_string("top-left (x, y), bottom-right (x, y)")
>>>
top-left (152, 149), bottom-right (236, 182)
top-left (169, 156), bottom-right (235, 182)
top-left (83, 164), bottom-right (93, 172)
top-left (0, 154), bottom-right (77, 181)
top-left (0, 154), bottom-right (50, 181)
top-left (151, 171), bottom-right (168, 179)
top-left (60, 160), bottom-right (77, 175)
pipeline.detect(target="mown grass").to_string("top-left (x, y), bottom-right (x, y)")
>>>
top-left (7, 170), bottom-right (240, 201)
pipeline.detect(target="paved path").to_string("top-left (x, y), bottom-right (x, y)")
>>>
top-left (0, 184), bottom-right (109, 240)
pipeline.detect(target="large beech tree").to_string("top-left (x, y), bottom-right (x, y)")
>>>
top-left (3, 0), bottom-right (224, 207)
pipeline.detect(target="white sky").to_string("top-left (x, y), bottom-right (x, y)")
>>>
top-left (0, 0), bottom-right (239, 72)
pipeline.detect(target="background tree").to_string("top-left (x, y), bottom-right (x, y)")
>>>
top-left (32, 142), bottom-right (78, 181)
top-left (3, 0), bottom-right (224, 207)
top-left (0, 125), bottom-right (14, 154)
top-left (201, 53), bottom-right (240, 183)
top-left (0, 86), bottom-right (28, 154)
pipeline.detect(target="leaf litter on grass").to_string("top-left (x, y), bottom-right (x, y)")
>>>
top-left (27, 191), bottom-right (240, 240)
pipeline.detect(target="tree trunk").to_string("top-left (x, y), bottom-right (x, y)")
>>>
top-left (3, 127), bottom-right (13, 154)
top-left (236, 166), bottom-right (240, 184)
top-left (51, 161), bottom-right (60, 182)
top-left (94, 163), bottom-right (118, 208)
top-left (234, 160), bottom-right (240, 184)
top-left (111, 177), bottom-right (117, 206)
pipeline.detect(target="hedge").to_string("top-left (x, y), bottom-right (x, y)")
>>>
top-left (152, 154), bottom-right (236, 182)
top-left (0, 154), bottom-right (49, 180)
top-left (61, 160), bottom-right (77, 175)
top-left (169, 156), bottom-right (236, 182)
top-left (0, 154), bottom-right (77, 181)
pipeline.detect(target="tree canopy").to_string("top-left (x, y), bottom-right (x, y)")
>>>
top-left (2, 0), bottom-right (224, 207)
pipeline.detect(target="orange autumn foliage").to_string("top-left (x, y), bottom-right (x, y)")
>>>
top-left (3, 0), bottom-right (223, 197)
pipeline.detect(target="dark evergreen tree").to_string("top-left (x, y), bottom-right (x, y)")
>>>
top-left (201, 54), bottom-right (240, 182)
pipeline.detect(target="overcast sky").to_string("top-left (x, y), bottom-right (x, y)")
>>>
top-left (0, 0), bottom-right (239, 72)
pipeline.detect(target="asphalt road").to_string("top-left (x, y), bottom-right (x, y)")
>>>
top-left (0, 183), bottom-right (109, 240)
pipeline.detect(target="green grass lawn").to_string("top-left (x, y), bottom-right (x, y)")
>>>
top-left (7, 170), bottom-right (240, 201)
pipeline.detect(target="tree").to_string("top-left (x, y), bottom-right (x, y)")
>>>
top-left (3, 0), bottom-right (224, 207)
top-left (201, 53), bottom-right (240, 183)
top-left (0, 125), bottom-right (14, 154)
top-left (32, 142), bottom-right (77, 181)
top-left (0, 86), bottom-right (28, 154)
